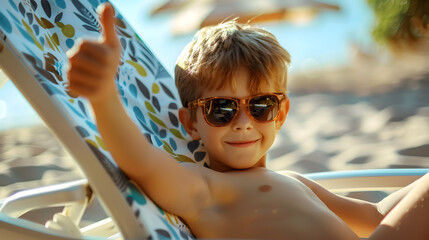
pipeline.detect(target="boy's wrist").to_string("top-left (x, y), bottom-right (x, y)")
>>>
top-left (89, 86), bottom-right (120, 109)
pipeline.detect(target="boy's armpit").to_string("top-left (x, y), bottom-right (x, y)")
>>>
top-left (180, 162), bottom-right (213, 206)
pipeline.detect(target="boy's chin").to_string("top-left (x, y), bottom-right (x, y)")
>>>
top-left (207, 153), bottom-right (267, 171)
top-left (219, 158), bottom-right (267, 171)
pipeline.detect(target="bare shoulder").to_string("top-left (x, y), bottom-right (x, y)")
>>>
top-left (180, 162), bottom-right (226, 194)
top-left (181, 162), bottom-right (212, 177)
top-left (277, 170), bottom-right (307, 182)
top-left (276, 170), bottom-right (319, 191)
top-left (277, 170), bottom-right (303, 178)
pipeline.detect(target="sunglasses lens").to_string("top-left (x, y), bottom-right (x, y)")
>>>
top-left (205, 99), bottom-right (238, 126)
top-left (249, 95), bottom-right (279, 122)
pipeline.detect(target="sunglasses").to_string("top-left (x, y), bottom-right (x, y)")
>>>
top-left (188, 93), bottom-right (287, 127)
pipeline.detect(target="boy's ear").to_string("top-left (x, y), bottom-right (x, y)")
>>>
top-left (179, 108), bottom-right (201, 140)
top-left (275, 98), bottom-right (290, 130)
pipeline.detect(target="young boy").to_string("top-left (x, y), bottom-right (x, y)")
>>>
top-left (67, 3), bottom-right (429, 239)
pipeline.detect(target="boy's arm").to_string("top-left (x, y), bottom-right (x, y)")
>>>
top-left (376, 174), bottom-right (423, 216)
top-left (285, 171), bottom-right (424, 238)
top-left (67, 3), bottom-right (211, 219)
top-left (90, 89), bottom-right (211, 218)
top-left (281, 171), bottom-right (383, 238)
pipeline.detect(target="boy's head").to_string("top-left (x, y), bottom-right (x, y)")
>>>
top-left (175, 20), bottom-right (291, 118)
top-left (175, 21), bottom-right (291, 171)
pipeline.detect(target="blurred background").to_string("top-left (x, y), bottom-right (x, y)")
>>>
top-left (0, 0), bottom-right (428, 201)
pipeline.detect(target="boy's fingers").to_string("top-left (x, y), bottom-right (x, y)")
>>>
top-left (71, 41), bottom-right (110, 64)
top-left (69, 60), bottom-right (104, 79)
top-left (68, 69), bottom-right (100, 86)
top-left (99, 2), bottom-right (119, 48)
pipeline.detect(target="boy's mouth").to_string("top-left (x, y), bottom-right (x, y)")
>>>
top-left (225, 140), bottom-right (259, 148)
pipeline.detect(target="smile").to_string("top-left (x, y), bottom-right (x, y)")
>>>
top-left (225, 140), bottom-right (259, 148)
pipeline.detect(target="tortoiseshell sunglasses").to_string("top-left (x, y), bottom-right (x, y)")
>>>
top-left (187, 93), bottom-right (287, 127)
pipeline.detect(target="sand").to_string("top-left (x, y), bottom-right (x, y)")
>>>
top-left (268, 53), bottom-right (429, 172)
top-left (0, 126), bottom-right (82, 199)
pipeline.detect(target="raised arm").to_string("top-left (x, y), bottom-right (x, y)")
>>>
top-left (67, 3), bottom-right (210, 219)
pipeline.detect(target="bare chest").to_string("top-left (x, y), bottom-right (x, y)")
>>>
top-left (187, 168), bottom-right (358, 239)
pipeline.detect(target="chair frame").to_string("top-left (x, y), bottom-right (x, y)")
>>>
top-left (0, 33), bottom-right (147, 239)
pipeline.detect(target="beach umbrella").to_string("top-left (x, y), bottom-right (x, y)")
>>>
top-left (151, 0), bottom-right (340, 35)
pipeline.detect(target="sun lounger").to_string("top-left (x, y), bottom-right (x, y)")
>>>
top-left (0, 0), bottom-right (196, 238)
top-left (0, 0), bottom-right (428, 239)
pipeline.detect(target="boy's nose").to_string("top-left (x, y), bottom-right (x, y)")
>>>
top-left (232, 106), bottom-right (253, 131)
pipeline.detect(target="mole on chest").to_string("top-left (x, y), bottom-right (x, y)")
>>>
top-left (258, 184), bottom-right (272, 193)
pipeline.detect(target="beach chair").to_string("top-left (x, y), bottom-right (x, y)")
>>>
top-left (0, 0), bottom-right (427, 239)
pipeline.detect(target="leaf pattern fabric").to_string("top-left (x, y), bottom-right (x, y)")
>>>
top-left (0, 0), bottom-right (206, 239)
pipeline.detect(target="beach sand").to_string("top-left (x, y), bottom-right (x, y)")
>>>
top-left (0, 126), bottom-right (109, 226)
top-left (0, 53), bottom-right (429, 226)
top-left (0, 126), bottom-right (82, 199)
top-left (269, 53), bottom-right (429, 172)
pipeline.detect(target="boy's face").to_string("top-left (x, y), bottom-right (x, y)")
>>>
top-left (180, 67), bottom-right (289, 172)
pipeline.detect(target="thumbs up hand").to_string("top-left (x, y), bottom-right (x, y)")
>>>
top-left (67, 3), bottom-right (121, 104)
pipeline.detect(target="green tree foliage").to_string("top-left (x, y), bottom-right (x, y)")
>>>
top-left (367, 0), bottom-right (410, 44)
top-left (367, 0), bottom-right (429, 52)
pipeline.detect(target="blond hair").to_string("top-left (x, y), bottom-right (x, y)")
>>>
top-left (175, 20), bottom-right (291, 117)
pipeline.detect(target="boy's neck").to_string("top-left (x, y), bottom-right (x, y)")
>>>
top-left (208, 155), bottom-right (267, 172)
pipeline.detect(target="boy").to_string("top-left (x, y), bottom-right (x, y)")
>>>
top-left (67, 3), bottom-right (429, 239)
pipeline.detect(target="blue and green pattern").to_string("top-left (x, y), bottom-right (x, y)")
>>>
top-left (0, 0), bottom-right (207, 238)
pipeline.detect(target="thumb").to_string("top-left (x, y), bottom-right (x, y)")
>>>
top-left (98, 3), bottom-right (119, 48)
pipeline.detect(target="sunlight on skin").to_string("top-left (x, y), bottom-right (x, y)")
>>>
top-left (0, 69), bottom-right (9, 89)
